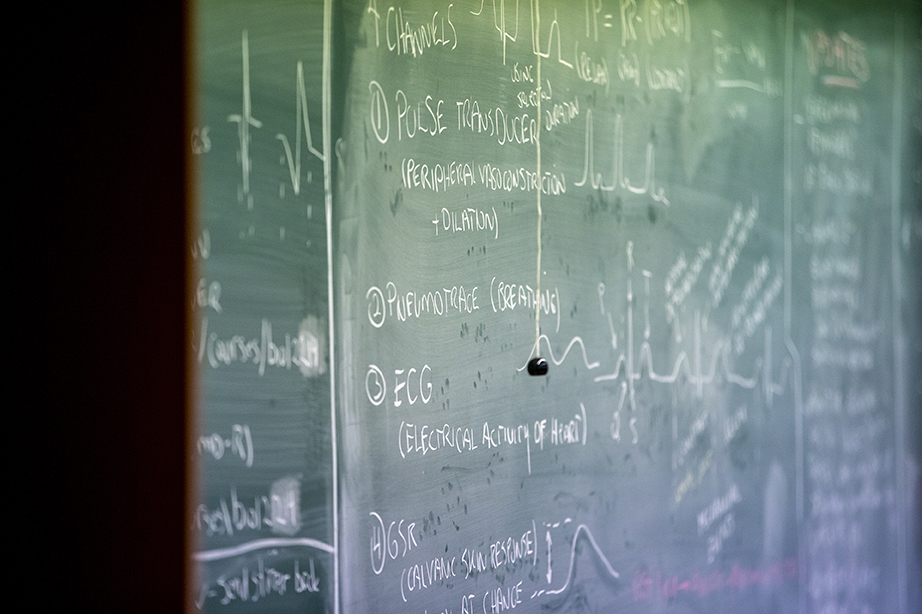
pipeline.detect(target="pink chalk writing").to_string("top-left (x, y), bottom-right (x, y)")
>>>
top-left (632, 558), bottom-right (797, 600)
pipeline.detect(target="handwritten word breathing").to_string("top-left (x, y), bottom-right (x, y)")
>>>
top-left (490, 278), bottom-right (559, 317)
top-left (491, 277), bottom-right (562, 333)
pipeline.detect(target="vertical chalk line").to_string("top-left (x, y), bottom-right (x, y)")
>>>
top-left (321, 0), bottom-right (338, 612)
top-left (534, 1), bottom-right (543, 349)
top-left (782, 4), bottom-right (806, 613)
top-left (783, 5), bottom-right (793, 341)
top-left (890, 12), bottom-right (907, 614)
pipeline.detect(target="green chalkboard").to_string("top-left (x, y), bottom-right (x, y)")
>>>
top-left (189, 1), bottom-right (922, 612)
top-left (190, 0), bottom-right (336, 612)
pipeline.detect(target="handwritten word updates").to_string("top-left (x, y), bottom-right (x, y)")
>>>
top-left (802, 29), bottom-right (869, 85)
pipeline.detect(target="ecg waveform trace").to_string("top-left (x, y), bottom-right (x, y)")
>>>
top-left (227, 30), bottom-right (263, 210)
top-left (574, 110), bottom-right (670, 206)
top-left (529, 523), bottom-right (620, 599)
top-left (276, 60), bottom-right (325, 198)
top-left (594, 242), bottom-right (793, 413)
top-left (517, 334), bottom-right (600, 372)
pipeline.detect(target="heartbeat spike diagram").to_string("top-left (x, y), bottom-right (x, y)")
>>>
top-left (227, 30), bottom-right (326, 212)
top-left (594, 240), bottom-right (793, 402)
top-left (276, 60), bottom-right (325, 198)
